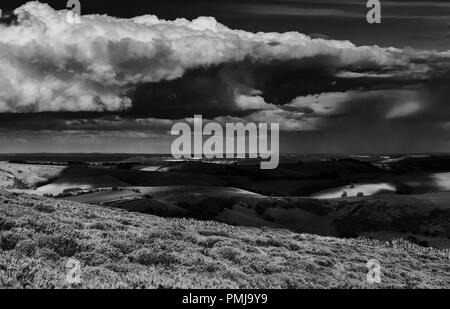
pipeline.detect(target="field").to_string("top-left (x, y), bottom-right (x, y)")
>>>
top-left (1, 155), bottom-right (450, 288)
top-left (61, 186), bottom-right (450, 248)
top-left (2, 157), bottom-right (450, 248)
top-left (1, 190), bottom-right (449, 289)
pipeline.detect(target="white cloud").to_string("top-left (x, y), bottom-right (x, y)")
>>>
top-left (386, 101), bottom-right (423, 119)
top-left (213, 108), bottom-right (322, 131)
top-left (0, 1), bottom-right (447, 113)
top-left (287, 92), bottom-right (355, 116)
top-left (234, 91), bottom-right (277, 111)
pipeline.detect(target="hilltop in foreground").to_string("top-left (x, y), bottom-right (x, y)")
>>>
top-left (0, 190), bottom-right (449, 289)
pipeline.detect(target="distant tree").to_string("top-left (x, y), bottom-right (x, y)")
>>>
top-left (8, 160), bottom-right (26, 164)
top-left (357, 192), bottom-right (364, 197)
top-left (63, 188), bottom-right (82, 195)
top-left (341, 191), bottom-right (348, 198)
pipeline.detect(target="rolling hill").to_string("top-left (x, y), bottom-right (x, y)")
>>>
top-left (2, 161), bottom-right (450, 249)
top-left (63, 186), bottom-right (450, 248)
top-left (0, 190), bottom-right (449, 289)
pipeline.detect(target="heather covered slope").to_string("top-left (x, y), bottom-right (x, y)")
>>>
top-left (0, 190), bottom-right (449, 289)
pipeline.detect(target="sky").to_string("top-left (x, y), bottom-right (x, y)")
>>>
top-left (0, 0), bottom-right (450, 154)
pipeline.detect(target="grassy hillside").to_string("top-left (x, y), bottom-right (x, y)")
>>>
top-left (0, 190), bottom-right (449, 289)
top-left (0, 163), bottom-right (64, 189)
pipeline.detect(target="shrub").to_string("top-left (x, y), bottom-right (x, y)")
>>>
top-left (0, 217), bottom-right (15, 231)
top-left (38, 248), bottom-right (60, 261)
top-left (204, 262), bottom-right (221, 273)
top-left (76, 251), bottom-right (110, 266)
top-left (0, 232), bottom-right (20, 251)
top-left (129, 248), bottom-right (179, 266)
top-left (315, 258), bottom-right (334, 268)
top-left (110, 239), bottom-right (135, 254)
top-left (217, 247), bottom-right (241, 262)
top-left (16, 239), bottom-right (38, 257)
top-left (34, 203), bottom-right (56, 213)
top-left (198, 230), bottom-right (230, 238)
top-left (89, 222), bottom-right (114, 231)
top-left (196, 237), bottom-right (220, 248)
top-left (418, 240), bottom-right (429, 247)
top-left (255, 237), bottom-right (284, 248)
top-left (38, 234), bottom-right (80, 257)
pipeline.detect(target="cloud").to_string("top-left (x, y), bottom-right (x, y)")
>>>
top-left (287, 92), bottom-right (352, 116)
top-left (385, 100), bottom-right (423, 119)
top-left (240, 6), bottom-right (363, 19)
top-left (234, 91), bottom-right (277, 111)
top-left (0, 128), bottom-right (171, 153)
top-left (0, 1), bottom-right (448, 116)
top-left (236, 1), bottom-right (450, 20)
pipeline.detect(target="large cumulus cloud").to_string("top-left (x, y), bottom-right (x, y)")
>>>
top-left (0, 1), bottom-right (447, 116)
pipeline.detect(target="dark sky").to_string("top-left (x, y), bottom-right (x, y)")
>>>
top-left (2, 0), bottom-right (449, 50)
top-left (1, 0), bottom-right (450, 154)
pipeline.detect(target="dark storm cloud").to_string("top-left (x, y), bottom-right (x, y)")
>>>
top-left (128, 58), bottom-right (347, 119)
top-left (125, 49), bottom-right (450, 122)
